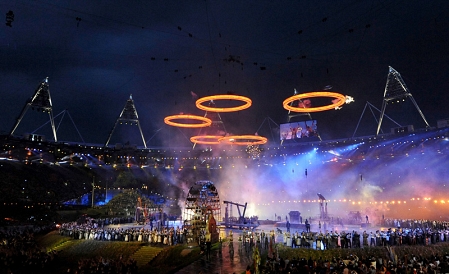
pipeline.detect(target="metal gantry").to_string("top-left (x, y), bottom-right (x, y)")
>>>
top-left (9, 77), bottom-right (58, 142)
top-left (105, 94), bottom-right (147, 148)
top-left (376, 66), bottom-right (430, 135)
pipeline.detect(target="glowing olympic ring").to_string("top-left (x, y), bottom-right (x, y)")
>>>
top-left (190, 135), bottom-right (223, 145)
top-left (283, 91), bottom-right (346, 112)
top-left (164, 114), bottom-right (212, 128)
top-left (196, 95), bottom-right (252, 112)
top-left (219, 135), bottom-right (268, 146)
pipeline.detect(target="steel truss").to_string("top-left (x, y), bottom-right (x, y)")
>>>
top-left (10, 77), bottom-right (58, 142)
top-left (105, 95), bottom-right (147, 148)
top-left (376, 66), bottom-right (430, 135)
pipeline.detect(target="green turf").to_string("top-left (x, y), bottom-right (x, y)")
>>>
top-left (38, 231), bottom-right (204, 273)
top-left (37, 230), bottom-right (73, 250)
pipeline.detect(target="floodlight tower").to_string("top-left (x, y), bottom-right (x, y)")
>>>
top-left (105, 95), bottom-right (147, 148)
top-left (9, 77), bottom-right (58, 142)
top-left (376, 66), bottom-right (430, 135)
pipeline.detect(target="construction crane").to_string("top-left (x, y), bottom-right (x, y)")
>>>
top-left (222, 200), bottom-right (258, 229)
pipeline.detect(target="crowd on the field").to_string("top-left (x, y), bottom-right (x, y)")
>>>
top-left (254, 219), bottom-right (449, 273)
top-left (277, 218), bottom-right (449, 250)
top-left (59, 217), bottom-right (190, 246)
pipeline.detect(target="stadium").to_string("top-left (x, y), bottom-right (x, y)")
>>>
top-left (1, 67), bottom-right (448, 224)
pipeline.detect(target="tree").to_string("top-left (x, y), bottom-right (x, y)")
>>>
top-left (113, 171), bottom-right (137, 188)
top-left (105, 189), bottom-right (154, 217)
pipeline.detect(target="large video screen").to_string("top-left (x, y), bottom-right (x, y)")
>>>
top-left (280, 120), bottom-right (318, 140)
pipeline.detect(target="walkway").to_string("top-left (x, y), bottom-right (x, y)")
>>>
top-left (176, 241), bottom-right (253, 274)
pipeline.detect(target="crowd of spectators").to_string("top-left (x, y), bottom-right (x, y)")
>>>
top-left (261, 252), bottom-right (449, 274)
top-left (0, 224), bottom-right (58, 274)
top-left (66, 256), bottom-right (138, 274)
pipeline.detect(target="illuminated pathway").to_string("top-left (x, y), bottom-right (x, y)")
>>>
top-left (176, 240), bottom-right (252, 274)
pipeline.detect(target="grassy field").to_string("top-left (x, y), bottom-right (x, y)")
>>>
top-left (37, 231), bottom-right (203, 273)
top-left (37, 231), bottom-right (73, 251)
top-left (39, 231), bottom-right (449, 273)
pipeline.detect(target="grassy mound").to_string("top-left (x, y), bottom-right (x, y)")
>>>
top-left (59, 240), bottom-right (142, 260)
top-left (37, 231), bottom-right (205, 273)
top-left (142, 244), bottom-right (203, 273)
top-left (37, 230), bottom-right (73, 251)
top-left (37, 231), bottom-right (144, 272)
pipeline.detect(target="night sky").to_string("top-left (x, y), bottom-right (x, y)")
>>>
top-left (1, 0), bottom-right (449, 146)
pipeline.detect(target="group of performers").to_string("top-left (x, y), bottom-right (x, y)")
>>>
top-left (280, 225), bottom-right (449, 250)
top-left (58, 216), bottom-right (449, 251)
top-left (282, 230), bottom-right (363, 249)
top-left (231, 228), bottom-right (277, 254)
top-left (58, 220), bottom-right (188, 246)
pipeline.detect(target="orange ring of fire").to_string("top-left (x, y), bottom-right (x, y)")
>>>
top-left (196, 94), bottom-right (252, 112)
top-left (219, 135), bottom-right (268, 146)
top-left (190, 135), bottom-right (223, 145)
top-left (283, 91), bottom-right (346, 112)
top-left (164, 114), bottom-right (212, 128)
